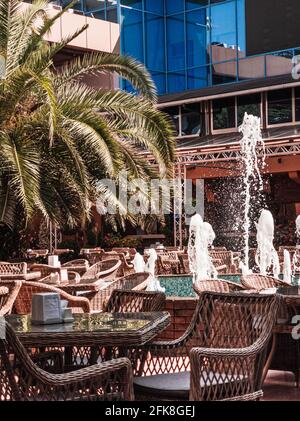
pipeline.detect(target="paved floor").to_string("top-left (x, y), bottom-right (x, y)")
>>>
top-left (263, 370), bottom-right (300, 400)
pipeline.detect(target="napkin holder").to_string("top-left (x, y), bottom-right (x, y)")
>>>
top-left (32, 293), bottom-right (62, 325)
top-left (48, 255), bottom-right (61, 268)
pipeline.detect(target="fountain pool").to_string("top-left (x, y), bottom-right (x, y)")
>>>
top-left (158, 274), bottom-right (241, 297)
top-left (159, 274), bottom-right (300, 297)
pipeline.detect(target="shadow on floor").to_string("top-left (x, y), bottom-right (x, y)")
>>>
top-left (263, 370), bottom-right (300, 401)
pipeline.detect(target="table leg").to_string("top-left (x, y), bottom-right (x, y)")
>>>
top-left (263, 333), bottom-right (277, 384)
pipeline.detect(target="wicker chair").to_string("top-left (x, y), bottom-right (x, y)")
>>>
top-left (0, 281), bottom-right (22, 316)
top-left (30, 264), bottom-right (80, 284)
top-left (0, 321), bottom-right (134, 401)
top-left (81, 259), bottom-right (121, 282)
top-left (157, 253), bottom-right (180, 275)
top-left (131, 292), bottom-right (278, 401)
top-left (178, 253), bottom-right (190, 274)
top-left (103, 290), bottom-right (166, 313)
top-left (26, 249), bottom-right (49, 259)
top-left (78, 272), bottom-right (151, 313)
top-left (193, 279), bottom-right (245, 295)
top-left (62, 259), bottom-right (89, 275)
top-left (0, 280), bottom-right (90, 314)
top-left (241, 274), bottom-right (290, 291)
top-left (0, 262), bottom-right (27, 278)
top-left (209, 251), bottom-right (240, 273)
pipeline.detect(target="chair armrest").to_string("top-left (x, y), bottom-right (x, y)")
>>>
top-left (34, 357), bottom-right (134, 400)
top-left (189, 343), bottom-right (266, 401)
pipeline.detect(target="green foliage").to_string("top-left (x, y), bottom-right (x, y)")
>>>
top-left (0, 0), bottom-right (175, 231)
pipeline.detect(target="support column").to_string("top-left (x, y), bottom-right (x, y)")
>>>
top-left (173, 163), bottom-right (187, 248)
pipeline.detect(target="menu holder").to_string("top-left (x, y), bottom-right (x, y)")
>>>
top-left (32, 293), bottom-right (62, 325)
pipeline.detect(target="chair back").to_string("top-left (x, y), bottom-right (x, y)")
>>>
top-left (241, 274), bottom-right (289, 291)
top-left (0, 281), bottom-right (22, 316)
top-left (81, 259), bottom-right (121, 281)
top-left (104, 290), bottom-right (165, 313)
top-left (0, 262), bottom-right (27, 275)
top-left (193, 279), bottom-right (244, 294)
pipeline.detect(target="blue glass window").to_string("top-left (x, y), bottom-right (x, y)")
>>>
top-left (145, 14), bottom-right (165, 72)
top-left (210, 1), bottom-right (237, 59)
top-left (186, 8), bottom-right (208, 68)
top-left (213, 97), bottom-right (236, 130)
top-left (121, 9), bottom-right (143, 63)
top-left (237, 0), bottom-right (246, 55)
top-left (186, 0), bottom-right (209, 11)
top-left (166, 14), bottom-right (185, 71)
top-left (187, 66), bottom-right (210, 89)
top-left (166, 0), bottom-right (184, 15)
top-left (144, 0), bottom-right (164, 15)
top-left (267, 89), bottom-right (293, 125)
top-left (152, 73), bottom-right (167, 94)
top-left (121, 0), bottom-right (142, 10)
top-left (167, 72), bottom-right (186, 93)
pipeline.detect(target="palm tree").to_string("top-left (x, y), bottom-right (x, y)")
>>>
top-left (0, 0), bottom-right (175, 230)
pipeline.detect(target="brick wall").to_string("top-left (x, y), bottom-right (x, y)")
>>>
top-left (157, 297), bottom-right (197, 340)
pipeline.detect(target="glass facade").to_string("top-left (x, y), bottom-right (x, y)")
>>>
top-left (120, 0), bottom-right (300, 95)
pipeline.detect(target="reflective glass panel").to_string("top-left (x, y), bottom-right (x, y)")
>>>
top-left (144, 0), bottom-right (164, 15)
top-left (237, 93), bottom-right (261, 126)
top-left (295, 87), bottom-right (300, 121)
top-left (121, 8), bottom-right (143, 63)
top-left (186, 9), bottom-right (208, 68)
top-left (187, 66), bottom-right (210, 89)
top-left (166, 14), bottom-right (185, 71)
top-left (162, 106), bottom-right (180, 135)
top-left (166, 0), bottom-right (184, 15)
top-left (213, 97), bottom-right (236, 130)
top-left (145, 14), bottom-right (165, 71)
top-left (267, 89), bottom-right (293, 125)
top-left (121, 0), bottom-right (142, 10)
top-left (181, 103), bottom-right (202, 136)
top-left (186, 0), bottom-right (209, 11)
top-left (210, 1), bottom-right (237, 59)
top-left (167, 72), bottom-right (186, 93)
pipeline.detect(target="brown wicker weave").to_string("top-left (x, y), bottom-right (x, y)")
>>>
top-left (0, 281), bottom-right (22, 316)
top-left (75, 272), bottom-right (151, 312)
top-left (81, 259), bottom-right (121, 281)
top-left (0, 321), bottom-right (134, 401)
top-left (0, 261), bottom-right (27, 275)
top-left (241, 274), bottom-right (291, 291)
top-left (132, 292), bottom-right (278, 401)
top-left (104, 290), bottom-right (165, 313)
top-left (193, 279), bottom-right (245, 294)
top-left (62, 259), bottom-right (89, 275)
top-left (209, 251), bottom-right (240, 273)
top-left (157, 253), bottom-right (180, 275)
top-left (1, 280), bottom-right (90, 314)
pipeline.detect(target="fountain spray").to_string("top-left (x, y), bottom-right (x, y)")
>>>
top-left (239, 113), bottom-right (266, 273)
top-left (188, 214), bottom-right (217, 282)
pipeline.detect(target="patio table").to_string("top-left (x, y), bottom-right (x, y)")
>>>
top-left (5, 311), bottom-right (170, 348)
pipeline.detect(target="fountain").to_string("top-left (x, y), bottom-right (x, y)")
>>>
top-left (188, 214), bottom-right (217, 282)
top-left (239, 113), bottom-right (266, 273)
top-left (283, 249), bottom-right (292, 284)
top-left (145, 249), bottom-right (165, 292)
top-left (292, 215), bottom-right (300, 284)
top-left (132, 252), bottom-right (146, 273)
top-left (255, 209), bottom-right (280, 278)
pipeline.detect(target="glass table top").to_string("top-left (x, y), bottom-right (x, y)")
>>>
top-left (6, 312), bottom-right (167, 335)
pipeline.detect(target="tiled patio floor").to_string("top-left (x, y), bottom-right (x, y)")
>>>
top-left (263, 370), bottom-right (300, 401)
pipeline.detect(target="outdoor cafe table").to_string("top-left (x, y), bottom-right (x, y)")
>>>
top-left (5, 311), bottom-right (170, 349)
